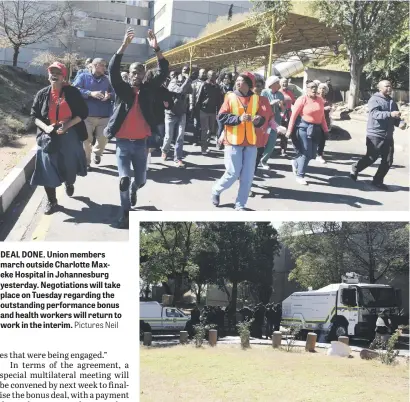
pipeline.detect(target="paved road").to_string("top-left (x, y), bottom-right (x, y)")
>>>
top-left (1, 119), bottom-right (408, 241)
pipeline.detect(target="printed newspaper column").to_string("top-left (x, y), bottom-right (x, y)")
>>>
top-left (0, 242), bottom-right (138, 401)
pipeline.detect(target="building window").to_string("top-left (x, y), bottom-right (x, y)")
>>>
top-left (156, 27), bottom-right (165, 39)
top-left (125, 17), bottom-right (149, 26)
top-left (127, 0), bottom-right (149, 6)
top-left (132, 37), bottom-right (146, 45)
top-left (111, 1), bottom-right (126, 4)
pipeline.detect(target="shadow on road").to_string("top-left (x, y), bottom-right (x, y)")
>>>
top-left (59, 196), bottom-right (122, 227)
top-left (251, 183), bottom-right (383, 209)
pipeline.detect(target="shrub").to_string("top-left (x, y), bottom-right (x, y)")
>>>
top-left (193, 323), bottom-right (217, 348)
top-left (237, 319), bottom-right (254, 349)
top-left (5, 115), bottom-right (26, 133)
top-left (378, 330), bottom-right (400, 366)
top-left (283, 324), bottom-right (302, 352)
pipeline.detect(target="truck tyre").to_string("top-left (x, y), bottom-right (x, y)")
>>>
top-left (140, 321), bottom-right (151, 340)
top-left (328, 321), bottom-right (348, 341)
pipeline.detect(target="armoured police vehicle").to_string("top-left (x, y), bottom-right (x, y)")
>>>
top-left (281, 273), bottom-right (401, 340)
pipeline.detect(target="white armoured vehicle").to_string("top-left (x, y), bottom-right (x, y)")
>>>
top-left (140, 301), bottom-right (190, 338)
top-left (281, 273), bottom-right (401, 340)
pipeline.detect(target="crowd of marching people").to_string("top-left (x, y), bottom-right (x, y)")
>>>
top-left (30, 28), bottom-right (404, 227)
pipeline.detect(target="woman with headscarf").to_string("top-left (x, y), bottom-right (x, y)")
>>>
top-left (286, 81), bottom-right (328, 185)
top-left (212, 72), bottom-right (265, 210)
top-left (259, 75), bottom-right (285, 170)
top-left (316, 82), bottom-right (332, 164)
top-left (30, 62), bottom-right (88, 214)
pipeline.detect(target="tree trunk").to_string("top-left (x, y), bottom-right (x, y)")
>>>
top-left (347, 56), bottom-right (363, 110)
top-left (144, 284), bottom-right (150, 299)
top-left (196, 284), bottom-right (202, 305)
top-left (365, 224), bottom-right (376, 283)
top-left (12, 46), bottom-right (20, 67)
top-left (231, 281), bottom-right (238, 326)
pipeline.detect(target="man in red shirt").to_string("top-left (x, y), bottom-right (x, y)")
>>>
top-left (106, 28), bottom-right (169, 228)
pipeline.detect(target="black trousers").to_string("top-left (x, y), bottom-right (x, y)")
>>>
top-left (353, 136), bottom-right (394, 184)
top-left (317, 131), bottom-right (326, 156)
top-left (45, 187), bottom-right (57, 203)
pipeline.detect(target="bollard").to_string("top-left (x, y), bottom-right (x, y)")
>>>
top-left (209, 329), bottom-right (218, 346)
top-left (338, 336), bottom-right (349, 345)
top-left (305, 332), bottom-right (317, 352)
top-left (180, 331), bottom-right (188, 344)
top-left (272, 331), bottom-right (282, 348)
top-left (143, 332), bottom-right (152, 346)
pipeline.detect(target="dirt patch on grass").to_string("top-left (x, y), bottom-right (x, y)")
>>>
top-left (141, 345), bottom-right (409, 402)
top-left (0, 65), bottom-right (46, 180)
top-left (0, 133), bottom-right (37, 180)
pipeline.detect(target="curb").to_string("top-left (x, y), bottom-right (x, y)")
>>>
top-left (0, 145), bottom-right (37, 216)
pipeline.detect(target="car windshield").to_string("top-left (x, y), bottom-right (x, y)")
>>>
top-left (358, 287), bottom-right (397, 307)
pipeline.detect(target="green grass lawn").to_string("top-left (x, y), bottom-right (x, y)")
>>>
top-left (141, 345), bottom-right (409, 402)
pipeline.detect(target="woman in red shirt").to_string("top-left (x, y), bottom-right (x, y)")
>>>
top-left (286, 81), bottom-right (328, 185)
top-left (279, 78), bottom-right (296, 156)
top-left (31, 62), bottom-right (88, 214)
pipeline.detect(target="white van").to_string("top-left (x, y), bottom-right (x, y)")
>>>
top-left (140, 301), bottom-right (190, 338)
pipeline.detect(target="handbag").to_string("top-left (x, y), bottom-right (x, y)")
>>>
top-left (36, 89), bottom-right (63, 154)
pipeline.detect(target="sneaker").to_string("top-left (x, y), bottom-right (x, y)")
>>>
top-left (372, 182), bottom-right (389, 191)
top-left (202, 149), bottom-right (209, 155)
top-left (174, 160), bottom-right (185, 168)
top-left (130, 188), bottom-right (137, 207)
top-left (260, 162), bottom-right (270, 170)
top-left (215, 143), bottom-right (222, 150)
top-left (296, 177), bottom-right (308, 185)
top-left (93, 155), bottom-right (101, 165)
top-left (316, 156), bottom-right (326, 164)
top-left (280, 151), bottom-right (287, 157)
top-left (44, 201), bottom-right (58, 215)
top-left (161, 152), bottom-right (167, 161)
top-left (291, 160), bottom-right (298, 176)
top-left (235, 207), bottom-right (246, 211)
top-left (212, 193), bottom-right (220, 207)
top-left (65, 184), bottom-right (74, 197)
top-left (117, 211), bottom-right (129, 229)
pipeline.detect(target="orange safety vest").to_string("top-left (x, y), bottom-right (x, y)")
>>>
top-left (225, 92), bottom-right (259, 146)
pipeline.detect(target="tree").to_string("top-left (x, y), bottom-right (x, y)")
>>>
top-left (280, 222), bottom-right (409, 289)
top-left (201, 222), bottom-right (256, 321)
top-left (312, 0), bottom-right (409, 109)
top-left (280, 222), bottom-right (347, 289)
top-left (0, 0), bottom-right (69, 67)
top-left (139, 222), bottom-right (199, 303)
top-left (249, 0), bottom-right (292, 76)
top-left (228, 4), bottom-right (233, 21)
top-left (248, 223), bottom-right (281, 304)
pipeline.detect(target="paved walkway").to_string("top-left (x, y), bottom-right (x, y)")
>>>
top-left (1, 119), bottom-right (408, 241)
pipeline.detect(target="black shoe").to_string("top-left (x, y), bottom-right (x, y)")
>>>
top-left (372, 181), bottom-right (389, 191)
top-left (87, 165), bottom-right (92, 172)
top-left (131, 189), bottom-right (137, 208)
top-left (212, 193), bottom-right (220, 207)
top-left (349, 169), bottom-right (358, 181)
top-left (44, 201), bottom-right (58, 215)
top-left (93, 155), bottom-right (101, 165)
top-left (65, 184), bottom-right (74, 197)
top-left (117, 212), bottom-right (129, 229)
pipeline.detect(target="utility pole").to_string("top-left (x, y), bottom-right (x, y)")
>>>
top-left (267, 14), bottom-right (275, 77)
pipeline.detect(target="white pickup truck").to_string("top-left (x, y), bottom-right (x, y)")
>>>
top-left (140, 301), bottom-right (190, 338)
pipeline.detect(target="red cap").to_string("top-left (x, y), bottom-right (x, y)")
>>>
top-left (241, 71), bottom-right (256, 88)
top-left (48, 62), bottom-right (67, 78)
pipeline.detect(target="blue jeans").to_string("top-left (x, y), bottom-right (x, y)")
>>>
top-left (116, 138), bottom-right (147, 212)
top-left (162, 113), bottom-right (187, 161)
top-left (213, 145), bottom-right (257, 209)
top-left (293, 127), bottom-right (318, 178)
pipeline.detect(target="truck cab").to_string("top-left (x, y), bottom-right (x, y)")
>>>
top-left (140, 301), bottom-right (190, 338)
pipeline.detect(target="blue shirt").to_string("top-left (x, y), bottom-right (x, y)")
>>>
top-left (261, 89), bottom-right (284, 125)
top-left (72, 72), bottom-right (114, 117)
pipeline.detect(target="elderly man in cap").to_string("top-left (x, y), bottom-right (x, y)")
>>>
top-left (259, 76), bottom-right (285, 169)
top-left (73, 57), bottom-right (114, 170)
top-left (350, 80), bottom-right (402, 190)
